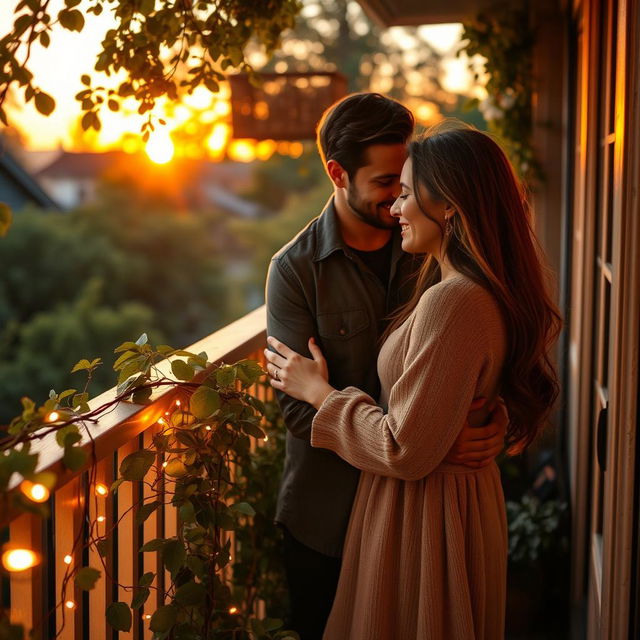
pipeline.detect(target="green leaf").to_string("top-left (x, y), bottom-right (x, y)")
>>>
top-left (216, 365), bottom-right (237, 387)
top-left (178, 501), bottom-right (196, 523)
top-left (175, 581), bottom-right (205, 606)
top-left (113, 350), bottom-right (137, 370)
top-left (120, 450), bottom-right (155, 481)
top-left (130, 586), bottom-right (150, 610)
top-left (63, 441), bottom-right (86, 472)
top-left (236, 360), bottom-right (264, 386)
top-left (136, 501), bottom-right (160, 525)
top-left (230, 502), bottom-right (255, 517)
top-left (164, 459), bottom-right (187, 478)
top-left (0, 202), bottom-right (12, 237)
top-left (55, 424), bottom-right (79, 447)
top-left (74, 566), bottom-right (101, 590)
top-left (71, 359), bottom-right (91, 373)
top-left (106, 602), bottom-right (132, 632)
top-left (139, 571), bottom-right (155, 587)
top-left (114, 341), bottom-right (138, 353)
top-left (131, 386), bottom-right (153, 404)
top-left (34, 91), bottom-right (55, 116)
top-left (58, 388), bottom-right (77, 402)
top-left (96, 539), bottom-right (108, 557)
top-left (171, 359), bottom-right (195, 381)
top-left (149, 605), bottom-right (177, 632)
top-left (140, 538), bottom-right (166, 552)
top-left (189, 387), bottom-right (220, 419)
top-left (58, 8), bottom-right (84, 31)
top-left (162, 539), bottom-right (186, 573)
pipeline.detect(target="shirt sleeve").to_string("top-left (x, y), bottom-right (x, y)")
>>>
top-left (310, 282), bottom-right (500, 481)
top-left (266, 256), bottom-right (318, 441)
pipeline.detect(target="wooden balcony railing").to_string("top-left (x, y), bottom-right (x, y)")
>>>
top-left (2, 305), bottom-right (271, 639)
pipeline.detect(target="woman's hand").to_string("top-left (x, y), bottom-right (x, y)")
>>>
top-left (264, 336), bottom-right (334, 409)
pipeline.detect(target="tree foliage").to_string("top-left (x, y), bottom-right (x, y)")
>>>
top-left (0, 195), bottom-right (232, 422)
top-left (0, 0), bottom-right (302, 134)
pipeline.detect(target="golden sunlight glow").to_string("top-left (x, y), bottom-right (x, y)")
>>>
top-left (228, 139), bottom-right (256, 163)
top-left (21, 481), bottom-right (50, 503)
top-left (415, 102), bottom-right (443, 125)
top-left (146, 131), bottom-right (175, 164)
top-left (207, 123), bottom-right (231, 155)
top-left (2, 549), bottom-right (39, 572)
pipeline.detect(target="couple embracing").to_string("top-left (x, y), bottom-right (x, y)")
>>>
top-left (264, 93), bottom-right (560, 639)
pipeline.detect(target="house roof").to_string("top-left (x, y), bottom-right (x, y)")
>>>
top-left (356, 0), bottom-right (502, 26)
top-left (0, 145), bottom-right (60, 209)
top-left (36, 150), bottom-right (127, 179)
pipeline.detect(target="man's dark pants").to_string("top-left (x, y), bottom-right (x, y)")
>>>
top-left (282, 528), bottom-right (341, 640)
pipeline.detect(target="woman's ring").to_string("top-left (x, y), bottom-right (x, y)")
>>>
top-left (274, 367), bottom-right (280, 381)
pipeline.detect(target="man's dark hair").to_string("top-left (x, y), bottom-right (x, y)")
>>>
top-left (316, 92), bottom-right (414, 179)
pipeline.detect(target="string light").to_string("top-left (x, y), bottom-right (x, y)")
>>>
top-left (263, 436), bottom-right (269, 442)
top-left (21, 481), bottom-right (50, 503)
top-left (205, 425), bottom-right (212, 431)
top-left (65, 600), bottom-right (76, 610)
top-left (175, 399), bottom-right (181, 407)
top-left (63, 555), bottom-right (73, 565)
top-left (162, 461), bottom-right (168, 468)
top-left (97, 516), bottom-right (106, 523)
top-left (144, 614), bottom-right (152, 620)
top-left (2, 549), bottom-right (39, 572)
top-left (228, 606), bottom-right (238, 615)
top-left (95, 483), bottom-right (108, 497)
top-left (46, 411), bottom-right (60, 423)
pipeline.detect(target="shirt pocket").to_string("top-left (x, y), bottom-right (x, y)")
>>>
top-left (317, 309), bottom-right (369, 341)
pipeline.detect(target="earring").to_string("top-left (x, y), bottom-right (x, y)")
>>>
top-left (444, 216), bottom-right (452, 236)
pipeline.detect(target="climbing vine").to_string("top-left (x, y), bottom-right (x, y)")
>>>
top-left (0, 334), bottom-right (295, 640)
top-left (460, 3), bottom-right (541, 182)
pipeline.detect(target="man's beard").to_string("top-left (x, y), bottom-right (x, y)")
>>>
top-left (347, 182), bottom-right (397, 230)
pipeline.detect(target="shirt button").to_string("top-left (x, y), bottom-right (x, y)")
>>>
top-left (339, 327), bottom-right (346, 336)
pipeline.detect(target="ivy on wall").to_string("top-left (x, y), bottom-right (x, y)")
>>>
top-left (460, 3), bottom-right (541, 182)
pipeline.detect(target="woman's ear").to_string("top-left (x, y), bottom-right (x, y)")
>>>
top-left (327, 159), bottom-right (348, 189)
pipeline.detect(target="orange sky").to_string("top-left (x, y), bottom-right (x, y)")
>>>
top-left (0, 1), bottom-right (484, 160)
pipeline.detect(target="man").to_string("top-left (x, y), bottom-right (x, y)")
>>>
top-left (266, 93), bottom-right (505, 639)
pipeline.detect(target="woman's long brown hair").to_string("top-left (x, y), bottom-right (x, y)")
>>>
top-left (387, 122), bottom-right (562, 453)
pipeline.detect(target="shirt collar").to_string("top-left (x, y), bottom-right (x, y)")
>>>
top-left (312, 196), bottom-right (405, 266)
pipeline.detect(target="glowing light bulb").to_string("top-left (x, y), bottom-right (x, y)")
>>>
top-left (63, 554), bottom-right (73, 565)
top-left (47, 411), bottom-right (60, 423)
top-left (228, 606), bottom-right (238, 614)
top-left (162, 461), bottom-right (168, 468)
top-left (21, 481), bottom-right (50, 503)
top-left (205, 425), bottom-right (212, 431)
top-left (97, 516), bottom-right (106, 523)
top-left (175, 399), bottom-right (181, 407)
top-left (95, 483), bottom-right (108, 497)
top-left (158, 418), bottom-right (166, 425)
top-left (2, 549), bottom-right (39, 572)
top-left (65, 600), bottom-right (76, 610)
top-left (144, 614), bottom-right (151, 620)
top-left (263, 436), bottom-right (269, 442)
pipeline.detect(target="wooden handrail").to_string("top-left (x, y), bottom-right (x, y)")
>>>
top-left (3, 305), bottom-right (267, 522)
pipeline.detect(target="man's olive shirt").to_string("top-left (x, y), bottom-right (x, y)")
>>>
top-left (266, 198), bottom-right (419, 557)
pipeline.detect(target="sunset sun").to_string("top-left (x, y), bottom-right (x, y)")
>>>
top-left (145, 131), bottom-right (175, 164)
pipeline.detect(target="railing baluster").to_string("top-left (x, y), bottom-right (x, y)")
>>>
top-left (9, 512), bottom-right (44, 637)
top-left (142, 426), bottom-right (161, 639)
top-left (116, 440), bottom-right (140, 640)
top-left (89, 457), bottom-right (114, 640)
top-left (54, 476), bottom-right (83, 640)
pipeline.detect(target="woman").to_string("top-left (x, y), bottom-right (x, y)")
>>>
top-left (265, 122), bottom-right (560, 639)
